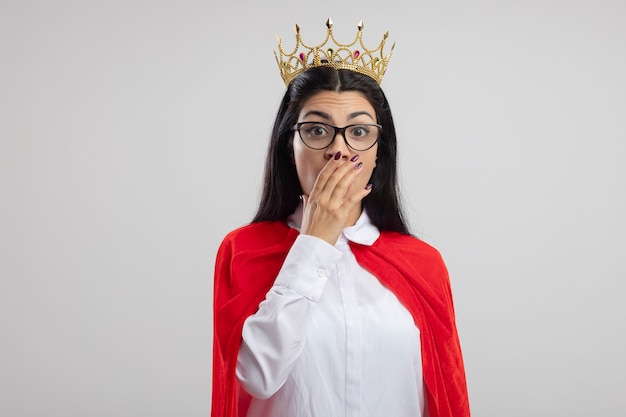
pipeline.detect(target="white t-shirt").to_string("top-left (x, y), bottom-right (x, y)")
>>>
top-left (236, 209), bottom-right (426, 417)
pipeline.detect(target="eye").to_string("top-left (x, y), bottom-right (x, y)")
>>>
top-left (303, 123), bottom-right (331, 137)
top-left (348, 125), bottom-right (370, 138)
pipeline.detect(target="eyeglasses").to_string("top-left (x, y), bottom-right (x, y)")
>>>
top-left (291, 122), bottom-right (382, 151)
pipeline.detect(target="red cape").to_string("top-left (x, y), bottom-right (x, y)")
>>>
top-left (212, 221), bottom-right (470, 417)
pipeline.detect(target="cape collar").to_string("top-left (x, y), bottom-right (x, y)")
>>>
top-left (287, 203), bottom-right (380, 247)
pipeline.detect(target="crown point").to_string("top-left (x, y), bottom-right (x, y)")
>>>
top-left (276, 19), bottom-right (393, 86)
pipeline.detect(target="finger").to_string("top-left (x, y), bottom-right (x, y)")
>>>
top-left (307, 152), bottom-right (346, 199)
top-left (326, 160), bottom-right (367, 202)
top-left (314, 155), bottom-right (360, 202)
top-left (345, 182), bottom-right (373, 205)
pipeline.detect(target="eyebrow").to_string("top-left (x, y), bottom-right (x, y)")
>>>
top-left (302, 110), bottom-right (375, 121)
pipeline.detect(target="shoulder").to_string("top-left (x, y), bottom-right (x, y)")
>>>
top-left (370, 232), bottom-right (452, 296)
top-left (214, 221), bottom-right (299, 297)
top-left (376, 231), bottom-right (445, 263)
top-left (351, 231), bottom-right (452, 298)
top-left (217, 221), bottom-right (298, 257)
top-left (371, 231), bottom-right (449, 281)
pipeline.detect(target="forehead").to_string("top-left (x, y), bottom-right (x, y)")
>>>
top-left (299, 90), bottom-right (375, 119)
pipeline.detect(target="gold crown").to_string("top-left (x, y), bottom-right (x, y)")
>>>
top-left (274, 18), bottom-right (395, 86)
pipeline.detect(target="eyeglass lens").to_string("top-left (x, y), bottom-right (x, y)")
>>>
top-left (296, 122), bottom-right (380, 151)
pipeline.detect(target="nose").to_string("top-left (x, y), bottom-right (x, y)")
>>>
top-left (325, 131), bottom-right (353, 160)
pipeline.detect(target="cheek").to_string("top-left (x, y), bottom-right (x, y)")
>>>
top-left (359, 148), bottom-right (378, 183)
top-left (357, 162), bottom-right (377, 189)
top-left (293, 145), bottom-right (324, 195)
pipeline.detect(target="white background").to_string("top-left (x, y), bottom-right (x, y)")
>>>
top-left (1, 1), bottom-right (625, 416)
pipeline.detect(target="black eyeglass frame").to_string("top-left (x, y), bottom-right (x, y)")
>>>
top-left (291, 122), bottom-right (382, 151)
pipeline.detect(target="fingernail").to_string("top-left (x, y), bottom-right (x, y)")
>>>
top-left (355, 162), bottom-right (363, 169)
top-left (350, 155), bottom-right (359, 162)
top-left (365, 184), bottom-right (373, 190)
top-left (334, 151), bottom-right (341, 160)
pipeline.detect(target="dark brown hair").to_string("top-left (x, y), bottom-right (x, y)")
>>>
top-left (252, 66), bottom-right (410, 235)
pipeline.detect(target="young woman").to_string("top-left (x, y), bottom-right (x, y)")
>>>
top-left (212, 22), bottom-right (470, 417)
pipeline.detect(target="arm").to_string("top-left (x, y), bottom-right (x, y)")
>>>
top-left (235, 234), bottom-right (342, 399)
top-left (237, 151), bottom-right (369, 399)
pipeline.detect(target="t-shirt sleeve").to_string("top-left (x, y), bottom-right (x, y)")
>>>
top-left (235, 234), bottom-right (342, 399)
